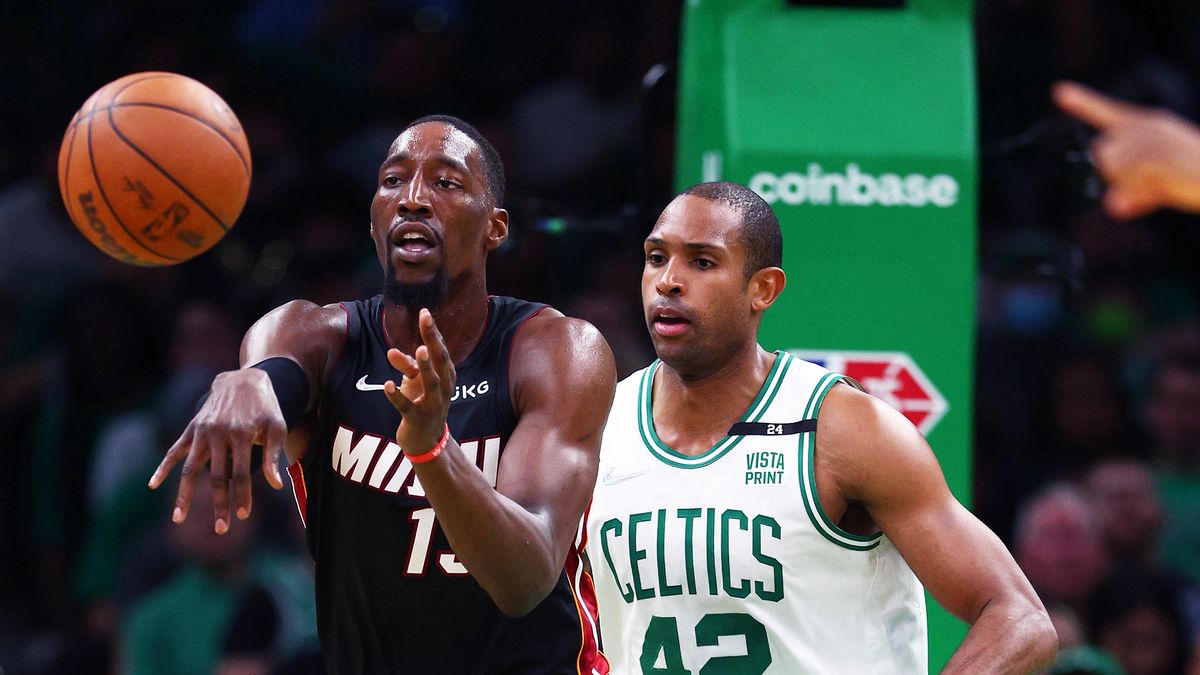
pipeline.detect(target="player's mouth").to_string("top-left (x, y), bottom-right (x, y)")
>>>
top-left (390, 221), bottom-right (440, 264)
top-left (650, 306), bottom-right (693, 338)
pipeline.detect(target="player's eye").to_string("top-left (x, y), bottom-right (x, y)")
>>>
top-left (645, 252), bottom-right (666, 265)
top-left (435, 177), bottom-right (461, 189)
top-left (383, 175), bottom-right (401, 187)
top-left (694, 258), bottom-right (715, 269)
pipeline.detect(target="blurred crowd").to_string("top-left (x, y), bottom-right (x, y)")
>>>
top-left (976, 1), bottom-right (1200, 673)
top-left (0, 1), bottom-right (1197, 674)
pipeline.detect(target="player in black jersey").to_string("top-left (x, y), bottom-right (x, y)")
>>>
top-left (149, 116), bottom-right (617, 673)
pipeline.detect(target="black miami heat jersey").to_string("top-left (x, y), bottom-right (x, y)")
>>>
top-left (286, 295), bottom-right (605, 675)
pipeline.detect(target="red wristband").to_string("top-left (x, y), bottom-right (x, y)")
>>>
top-left (406, 423), bottom-right (450, 464)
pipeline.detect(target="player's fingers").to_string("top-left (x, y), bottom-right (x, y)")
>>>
top-left (231, 436), bottom-right (253, 521)
top-left (384, 379), bottom-right (416, 414)
top-left (1090, 134), bottom-right (1123, 181)
top-left (208, 438), bottom-right (231, 535)
top-left (1052, 81), bottom-right (1141, 130)
top-left (1104, 187), bottom-right (1159, 220)
top-left (419, 309), bottom-right (453, 384)
top-left (262, 443), bottom-right (285, 491)
top-left (150, 425), bottom-right (193, 489)
top-left (415, 345), bottom-right (442, 397)
top-left (387, 348), bottom-right (420, 378)
top-left (174, 444), bottom-right (208, 523)
top-left (261, 419), bottom-right (288, 490)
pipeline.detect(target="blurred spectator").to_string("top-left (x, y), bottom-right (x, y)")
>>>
top-left (1014, 484), bottom-right (1109, 612)
top-left (1038, 353), bottom-right (1141, 477)
top-left (1047, 645), bottom-right (1127, 675)
top-left (1145, 355), bottom-right (1200, 584)
top-left (508, 4), bottom-right (640, 217)
top-left (214, 586), bottom-right (280, 675)
top-left (1085, 564), bottom-right (1194, 675)
top-left (1084, 458), bottom-right (1165, 567)
top-left (70, 300), bottom-right (246, 654)
top-left (22, 282), bottom-right (163, 641)
top-left (0, 140), bottom-right (101, 303)
top-left (119, 476), bottom-right (316, 675)
top-left (1147, 355), bottom-right (1200, 472)
top-left (1047, 601), bottom-right (1087, 650)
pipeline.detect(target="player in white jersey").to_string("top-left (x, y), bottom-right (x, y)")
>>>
top-left (586, 182), bottom-right (1057, 674)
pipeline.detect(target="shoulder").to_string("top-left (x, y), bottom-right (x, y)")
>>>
top-left (240, 299), bottom-right (351, 372)
top-left (248, 296), bottom-right (350, 343)
top-left (255, 299), bottom-right (348, 337)
top-left (509, 309), bottom-right (616, 408)
top-left (815, 382), bottom-right (941, 502)
top-left (511, 308), bottom-right (612, 365)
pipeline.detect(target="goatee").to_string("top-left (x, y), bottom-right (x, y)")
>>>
top-left (383, 260), bottom-right (448, 312)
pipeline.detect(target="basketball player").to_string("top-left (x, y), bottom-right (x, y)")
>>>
top-left (1054, 80), bottom-right (1200, 219)
top-left (587, 182), bottom-right (1057, 673)
top-left (149, 116), bottom-right (616, 674)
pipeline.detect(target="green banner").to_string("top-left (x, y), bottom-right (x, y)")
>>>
top-left (676, 0), bottom-right (977, 669)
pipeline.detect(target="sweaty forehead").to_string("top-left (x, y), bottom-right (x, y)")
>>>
top-left (648, 194), bottom-right (744, 247)
top-left (388, 122), bottom-right (481, 172)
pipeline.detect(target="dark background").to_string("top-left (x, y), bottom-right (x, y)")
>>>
top-left (1, 1), bottom-right (1199, 673)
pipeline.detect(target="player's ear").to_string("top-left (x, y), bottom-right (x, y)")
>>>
top-left (485, 208), bottom-right (509, 252)
top-left (748, 266), bottom-right (786, 313)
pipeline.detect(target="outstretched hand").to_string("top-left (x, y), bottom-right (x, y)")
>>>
top-left (1053, 80), bottom-right (1200, 219)
top-left (383, 308), bottom-right (457, 456)
top-left (147, 369), bottom-right (287, 534)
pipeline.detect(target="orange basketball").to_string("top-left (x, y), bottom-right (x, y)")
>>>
top-left (57, 72), bottom-right (251, 266)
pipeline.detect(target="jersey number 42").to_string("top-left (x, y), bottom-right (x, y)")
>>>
top-left (641, 613), bottom-right (771, 675)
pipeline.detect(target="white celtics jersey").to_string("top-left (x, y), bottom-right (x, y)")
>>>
top-left (586, 351), bottom-right (927, 675)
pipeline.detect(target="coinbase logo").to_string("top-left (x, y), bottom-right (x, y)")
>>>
top-left (749, 163), bottom-right (959, 208)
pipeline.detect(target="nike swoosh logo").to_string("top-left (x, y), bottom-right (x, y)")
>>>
top-left (602, 466), bottom-right (652, 486)
top-left (355, 375), bottom-right (388, 392)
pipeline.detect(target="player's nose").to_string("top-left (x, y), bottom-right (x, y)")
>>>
top-left (397, 174), bottom-right (433, 216)
top-left (655, 259), bottom-right (685, 296)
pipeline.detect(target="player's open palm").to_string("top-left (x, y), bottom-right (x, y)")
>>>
top-left (384, 308), bottom-right (457, 455)
top-left (148, 368), bottom-right (287, 534)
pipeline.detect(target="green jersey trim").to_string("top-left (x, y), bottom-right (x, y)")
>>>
top-left (798, 372), bottom-right (883, 551)
top-left (637, 351), bottom-right (792, 469)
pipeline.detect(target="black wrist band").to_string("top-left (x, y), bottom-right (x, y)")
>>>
top-left (250, 357), bottom-right (311, 432)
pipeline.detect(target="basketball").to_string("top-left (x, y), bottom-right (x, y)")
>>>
top-left (57, 72), bottom-right (251, 266)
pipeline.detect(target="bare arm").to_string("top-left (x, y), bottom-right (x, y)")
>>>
top-left (382, 309), bottom-right (616, 616)
top-left (817, 385), bottom-right (1057, 674)
top-left (149, 299), bottom-right (345, 533)
top-left (1053, 80), bottom-right (1200, 219)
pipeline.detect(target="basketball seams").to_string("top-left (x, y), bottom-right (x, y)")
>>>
top-left (110, 72), bottom-right (249, 173)
top-left (85, 94), bottom-right (177, 263)
top-left (67, 74), bottom-right (251, 178)
top-left (66, 72), bottom-right (171, 131)
top-left (105, 105), bottom-right (233, 233)
top-left (107, 102), bottom-right (250, 177)
top-left (60, 112), bottom-right (81, 218)
top-left (110, 72), bottom-right (179, 102)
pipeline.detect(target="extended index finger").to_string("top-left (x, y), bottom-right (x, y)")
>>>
top-left (149, 425), bottom-right (194, 489)
top-left (1052, 81), bottom-right (1143, 130)
top-left (418, 308), bottom-right (454, 388)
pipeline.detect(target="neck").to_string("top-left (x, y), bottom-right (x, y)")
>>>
top-left (652, 342), bottom-right (777, 456)
top-left (382, 277), bottom-right (490, 362)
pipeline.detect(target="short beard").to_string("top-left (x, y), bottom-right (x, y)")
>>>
top-left (383, 260), bottom-right (448, 312)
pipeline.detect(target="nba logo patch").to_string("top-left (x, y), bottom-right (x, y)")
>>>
top-left (791, 350), bottom-right (948, 435)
